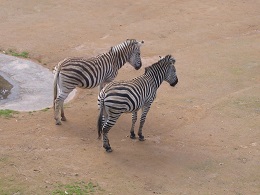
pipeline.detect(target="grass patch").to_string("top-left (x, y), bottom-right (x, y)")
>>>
top-left (0, 178), bottom-right (24, 195)
top-left (0, 156), bottom-right (8, 163)
top-left (2, 48), bottom-right (47, 65)
top-left (0, 109), bottom-right (18, 118)
top-left (0, 187), bottom-right (22, 195)
top-left (52, 181), bottom-right (102, 195)
top-left (41, 107), bottom-right (50, 112)
top-left (6, 49), bottom-right (29, 58)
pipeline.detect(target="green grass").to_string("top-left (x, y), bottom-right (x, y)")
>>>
top-left (0, 109), bottom-right (18, 118)
top-left (52, 181), bottom-right (102, 195)
top-left (0, 180), bottom-right (103, 195)
top-left (0, 178), bottom-right (24, 195)
top-left (0, 156), bottom-right (8, 163)
top-left (7, 49), bottom-right (29, 58)
top-left (2, 48), bottom-right (47, 65)
top-left (41, 107), bottom-right (50, 112)
top-left (0, 187), bottom-right (22, 195)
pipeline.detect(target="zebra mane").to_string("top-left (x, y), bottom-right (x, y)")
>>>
top-left (144, 55), bottom-right (172, 74)
top-left (109, 39), bottom-right (137, 53)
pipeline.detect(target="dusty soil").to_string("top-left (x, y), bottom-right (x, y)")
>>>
top-left (0, 0), bottom-right (259, 194)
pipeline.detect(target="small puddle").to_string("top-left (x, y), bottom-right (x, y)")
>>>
top-left (0, 75), bottom-right (13, 100)
top-left (0, 54), bottom-right (76, 111)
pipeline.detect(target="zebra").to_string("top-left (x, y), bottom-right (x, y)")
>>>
top-left (97, 55), bottom-right (178, 152)
top-left (53, 39), bottom-right (144, 125)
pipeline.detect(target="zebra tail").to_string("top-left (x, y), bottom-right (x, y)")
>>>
top-left (97, 97), bottom-right (104, 139)
top-left (53, 62), bottom-right (62, 109)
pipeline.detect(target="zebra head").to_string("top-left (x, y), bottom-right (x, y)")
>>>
top-left (127, 39), bottom-right (144, 70)
top-left (163, 55), bottom-right (178, 87)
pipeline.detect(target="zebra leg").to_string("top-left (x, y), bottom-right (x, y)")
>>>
top-left (60, 101), bottom-right (66, 121)
top-left (102, 115), bottom-right (120, 152)
top-left (54, 99), bottom-right (62, 125)
top-left (138, 105), bottom-right (151, 141)
top-left (54, 89), bottom-right (72, 125)
top-left (130, 111), bottom-right (137, 139)
top-left (102, 124), bottom-right (112, 152)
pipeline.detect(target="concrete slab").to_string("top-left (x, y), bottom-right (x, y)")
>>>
top-left (0, 54), bottom-right (75, 111)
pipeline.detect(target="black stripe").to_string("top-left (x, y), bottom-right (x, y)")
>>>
top-left (60, 72), bottom-right (85, 87)
top-left (64, 64), bottom-right (95, 87)
top-left (106, 100), bottom-right (131, 110)
top-left (62, 68), bottom-right (90, 87)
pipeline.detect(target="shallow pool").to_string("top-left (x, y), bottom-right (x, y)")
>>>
top-left (0, 54), bottom-right (76, 111)
top-left (0, 75), bottom-right (13, 100)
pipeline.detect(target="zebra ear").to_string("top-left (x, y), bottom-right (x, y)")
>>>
top-left (167, 55), bottom-right (176, 64)
top-left (166, 55), bottom-right (175, 64)
top-left (136, 40), bottom-right (144, 47)
top-left (165, 55), bottom-right (172, 60)
top-left (110, 47), bottom-right (114, 52)
top-left (145, 67), bottom-right (148, 74)
top-left (159, 55), bottom-right (164, 59)
top-left (126, 39), bottom-right (136, 43)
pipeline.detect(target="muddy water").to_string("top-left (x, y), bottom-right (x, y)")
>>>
top-left (0, 75), bottom-right (13, 100)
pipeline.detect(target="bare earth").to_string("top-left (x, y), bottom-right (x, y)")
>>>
top-left (0, 1), bottom-right (259, 194)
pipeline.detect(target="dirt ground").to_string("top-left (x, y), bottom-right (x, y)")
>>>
top-left (0, 0), bottom-right (259, 194)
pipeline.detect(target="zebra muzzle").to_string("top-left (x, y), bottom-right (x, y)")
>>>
top-left (170, 78), bottom-right (178, 87)
top-left (135, 63), bottom-right (142, 70)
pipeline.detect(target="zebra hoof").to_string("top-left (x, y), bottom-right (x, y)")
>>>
top-left (105, 147), bottom-right (113, 153)
top-left (130, 133), bottom-right (136, 139)
top-left (139, 135), bottom-right (145, 141)
top-left (61, 116), bottom-right (67, 121)
top-left (55, 121), bottom-right (62, 125)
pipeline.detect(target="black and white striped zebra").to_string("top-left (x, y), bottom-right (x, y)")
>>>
top-left (54, 39), bottom-right (144, 125)
top-left (97, 55), bottom-right (178, 152)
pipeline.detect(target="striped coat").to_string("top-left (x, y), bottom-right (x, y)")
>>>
top-left (97, 55), bottom-right (178, 152)
top-left (53, 39), bottom-right (144, 125)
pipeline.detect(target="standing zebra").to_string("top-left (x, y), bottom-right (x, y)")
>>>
top-left (54, 39), bottom-right (144, 125)
top-left (97, 55), bottom-right (178, 152)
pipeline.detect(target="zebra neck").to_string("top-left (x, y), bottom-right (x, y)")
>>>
top-left (145, 69), bottom-right (165, 89)
top-left (115, 51), bottom-right (128, 69)
top-left (110, 46), bottom-right (129, 69)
